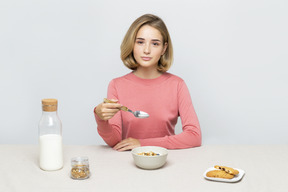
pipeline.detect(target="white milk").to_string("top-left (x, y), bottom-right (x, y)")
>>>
top-left (39, 134), bottom-right (63, 171)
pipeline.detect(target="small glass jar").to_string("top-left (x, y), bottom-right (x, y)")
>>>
top-left (70, 157), bottom-right (90, 180)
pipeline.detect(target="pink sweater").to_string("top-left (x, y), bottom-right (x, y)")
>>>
top-left (94, 72), bottom-right (201, 149)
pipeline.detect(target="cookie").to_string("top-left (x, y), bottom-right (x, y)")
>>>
top-left (214, 165), bottom-right (239, 175)
top-left (206, 170), bottom-right (234, 179)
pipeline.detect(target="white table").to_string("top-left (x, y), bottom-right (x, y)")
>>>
top-left (0, 145), bottom-right (287, 192)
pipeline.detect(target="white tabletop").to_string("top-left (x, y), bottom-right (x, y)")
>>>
top-left (0, 144), bottom-right (287, 192)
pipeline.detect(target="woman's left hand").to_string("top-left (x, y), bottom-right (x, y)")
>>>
top-left (113, 137), bottom-right (140, 151)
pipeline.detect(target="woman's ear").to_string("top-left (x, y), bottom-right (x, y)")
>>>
top-left (162, 42), bottom-right (168, 55)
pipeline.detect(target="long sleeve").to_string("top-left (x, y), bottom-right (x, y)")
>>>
top-left (94, 80), bottom-right (122, 147)
top-left (138, 80), bottom-right (201, 149)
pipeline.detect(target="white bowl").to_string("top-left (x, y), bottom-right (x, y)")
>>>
top-left (131, 146), bottom-right (168, 170)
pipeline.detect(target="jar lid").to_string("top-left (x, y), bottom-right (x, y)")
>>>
top-left (71, 156), bottom-right (89, 165)
top-left (42, 99), bottom-right (58, 105)
top-left (42, 99), bottom-right (58, 112)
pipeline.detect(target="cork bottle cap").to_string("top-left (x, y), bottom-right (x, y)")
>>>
top-left (42, 99), bottom-right (58, 112)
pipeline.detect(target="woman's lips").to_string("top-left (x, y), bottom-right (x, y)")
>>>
top-left (141, 57), bottom-right (152, 61)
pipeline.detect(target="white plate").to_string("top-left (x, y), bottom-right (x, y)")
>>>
top-left (203, 167), bottom-right (245, 183)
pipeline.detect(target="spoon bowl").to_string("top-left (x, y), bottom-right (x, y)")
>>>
top-left (104, 98), bottom-right (149, 118)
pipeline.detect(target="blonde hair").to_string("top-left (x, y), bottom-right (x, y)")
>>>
top-left (120, 14), bottom-right (173, 72)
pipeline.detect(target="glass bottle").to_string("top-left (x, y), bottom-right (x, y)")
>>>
top-left (39, 98), bottom-right (63, 171)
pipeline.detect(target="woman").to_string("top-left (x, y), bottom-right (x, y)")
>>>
top-left (94, 14), bottom-right (201, 151)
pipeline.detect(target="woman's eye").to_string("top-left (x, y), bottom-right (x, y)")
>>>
top-left (152, 42), bottom-right (159, 46)
top-left (136, 41), bottom-right (144, 45)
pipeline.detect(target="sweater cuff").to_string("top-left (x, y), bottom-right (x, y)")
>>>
top-left (93, 107), bottom-right (111, 132)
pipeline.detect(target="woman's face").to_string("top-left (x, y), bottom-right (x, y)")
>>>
top-left (133, 25), bottom-right (167, 70)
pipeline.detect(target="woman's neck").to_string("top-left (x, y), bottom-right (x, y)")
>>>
top-left (133, 67), bottom-right (162, 79)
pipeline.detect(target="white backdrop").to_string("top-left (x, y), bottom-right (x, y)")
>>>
top-left (1, 0), bottom-right (287, 145)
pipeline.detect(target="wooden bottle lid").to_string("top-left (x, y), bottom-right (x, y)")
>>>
top-left (42, 99), bottom-right (58, 112)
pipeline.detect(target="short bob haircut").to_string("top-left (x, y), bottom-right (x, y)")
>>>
top-left (121, 14), bottom-right (173, 72)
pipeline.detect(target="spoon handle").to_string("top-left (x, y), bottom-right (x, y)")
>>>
top-left (103, 98), bottom-right (129, 111)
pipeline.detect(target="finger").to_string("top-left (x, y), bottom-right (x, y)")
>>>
top-left (103, 112), bottom-right (118, 116)
top-left (101, 116), bottom-right (113, 120)
top-left (103, 103), bottom-right (122, 109)
top-left (116, 141), bottom-right (140, 151)
top-left (102, 110), bottom-right (120, 117)
top-left (101, 109), bottom-right (120, 114)
top-left (117, 145), bottom-right (134, 152)
top-left (113, 143), bottom-right (128, 150)
top-left (114, 142), bottom-right (140, 151)
top-left (102, 113), bottom-right (119, 119)
top-left (113, 141), bottom-right (129, 150)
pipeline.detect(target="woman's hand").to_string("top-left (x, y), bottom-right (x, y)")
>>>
top-left (113, 137), bottom-right (140, 151)
top-left (95, 99), bottom-right (122, 120)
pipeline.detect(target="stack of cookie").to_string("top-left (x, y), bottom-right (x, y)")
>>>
top-left (206, 165), bottom-right (239, 179)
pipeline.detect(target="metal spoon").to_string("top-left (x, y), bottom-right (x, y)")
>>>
top-left (120, 106), bottom-right (149, 118)
top-left (104, 98), bottom-right (149, 118)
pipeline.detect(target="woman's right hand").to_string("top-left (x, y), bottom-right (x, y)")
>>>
top-left (95, 99), bottom-right (122, 120)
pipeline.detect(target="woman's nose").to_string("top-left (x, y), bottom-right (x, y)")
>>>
top-left (144, 44), bottom-right (151, 54)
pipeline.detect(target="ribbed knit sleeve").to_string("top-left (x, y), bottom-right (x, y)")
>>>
top-left (94, 80), bottom-right (122, 147)
top-left (138, 80), bottom-right (201, 149)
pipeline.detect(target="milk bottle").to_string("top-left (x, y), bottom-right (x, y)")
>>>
top-left (39, 99), bottom-right (63, 171)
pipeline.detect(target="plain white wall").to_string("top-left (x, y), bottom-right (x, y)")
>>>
top-left (1, 0), bottom-right (287, 145)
